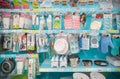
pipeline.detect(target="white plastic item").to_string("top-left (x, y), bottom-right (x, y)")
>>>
top-left (51, 55), bottom-right (59, 68)
top-left (91, 36), bottom-right (99, 48)
top-left (28, 59), bottom-right (36, 79)
top-left (60, 56), bottom-right (67, 68)
top-left (90, 72), bottom-right (106, 79)
top-left (81, 37), bottom-right (90, 50)
top-left (73, 73), bottom-right (89, 79)
top-left (40, 16), bottom-right (45, 30)
top-left (17, 62), bottom-right (24, 74)
top-left (106, 56), bottom-right (120, 66)
top-left (54, 38), bottom-right (68, 54)
top-left (47, 15), bottom-right (52, 30)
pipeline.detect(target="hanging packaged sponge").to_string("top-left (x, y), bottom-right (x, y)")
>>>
top-left (68, 34), bottom-right (80, 54)
top-left (64, 12), bottom-right (73, 29)
top-left (19, 33), bottom-right (27, 51)
top-left (73, 12), bottom-right (80, 29)
top-left (79, 33), bottom-right (90, 50)
top-left (2, 12), bottom-right (11, 29)
top-left (90, 14), bottom-right (102, 30)
top-left (27, 33), bottom-right (35, 51)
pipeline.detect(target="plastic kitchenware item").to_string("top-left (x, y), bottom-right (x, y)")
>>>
top-left (54, 38), bottom-right (68, 55)
top-left (69, 55), bottom-right (80, 67)
top-left (1, 58), bottom-right (16, 74)
top-left (73, 73), bottom-right (89, 79)
top-left (90, 72), bottom-right (106, 79)
top-left (82, 60), bottom-right (92, 66)
top-left (106, 56), bottom-right (120, 66)
top-left (94, 60), bottom-right (109, 66)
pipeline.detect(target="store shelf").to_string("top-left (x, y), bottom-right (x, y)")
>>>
top-left (0, 29), bottom-right (119, 34)
top-left (0, 8), bottom-right (119, 14)
top-left (0, 54), bottom-right (38, 58)
top-left (39, 59), bottom-right (120, 72)
top-left (0, 29), bottom-right (23, 33)
top-left (0, 2), bottom-right (119, 14)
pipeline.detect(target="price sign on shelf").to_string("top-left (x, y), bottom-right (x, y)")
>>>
top-left (90, 8), bottom-right (95, 12)
top-left (102, 30), bottom-right (107, 34)
top-left (109, 30), bottom-right (116, 33)
top-left (98, 68), bottom-right (102, 72)
top-left (81, 8), bottom-right (86, 11)
top-left (26, 9), bottom-right (30, 12)
top-left (31, 54), bottom-right (38, 58)
top-left (60, 68), bottom-right (64, 72)
top-left (107, 68), bottom-right (112, 72)
top-left (83, 30), bottom-right (88, 34)
top-left (66, 8), bottom-right (71, 12)
top-left (73, 68), bottom-right (79, 72)
top-left (117, 68), bottom-right (120, 72)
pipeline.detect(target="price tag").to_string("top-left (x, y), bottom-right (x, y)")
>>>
top-left (98, 68), bottom-right (102, 72)
top-left (10, 9), bottom-right (14, 12)
top-left (74, 30), bottom-right (77, 34)
top-left (117, 68), bottom-right (120, 72)
top-left (66, 8), bottom-right (71, 12)
top-left (32, 54), bottom-right (38, 58)
top-left (82, 8), bottom-right (86, 11)
top-left (73, 68), bottom-right (78, 72)
top-left (107, 8), bottom-right (112, 10)
top-left (60, 68), bottom-right (64, 72)
top-left (48, 30), bottom-right (52, 34)
top-left (100, 8), bottom-right (103, 10)
top-left (33, 9), bottom-right (39, 12)
top-left (51, 8), bottom-right (56, 12)
top-left (40, 68), bottom-right (51, 72)
top-left (90, 8), bottom-right (95, 11)
top-left (108, 30), bottom-right (115, 33)
top-left (46, 8), bottom-right (49, 11)
top-left (102, 30), bottom-right (107, 34)
top-left (33, 30), bottom-right (39, 33)
top-left (76, 8), bottom-right (80, 11)
top-left (86, 68), bottom-right (89, 72)
top-left (83, 30), bottom-right (88, 34)
top-left (23, 30), bottom-right (29, 33)
top-left (107, 68), bottom-right (112, 72)
top-left (26, 9), bottom-right (30, 12)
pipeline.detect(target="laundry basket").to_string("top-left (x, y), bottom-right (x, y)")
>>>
top-left (90, 72), bottom-right (106, 79)
top-left (73, 73), bottom-right (89, 79)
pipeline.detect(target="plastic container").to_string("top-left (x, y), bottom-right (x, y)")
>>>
top-left (90, 72), bottom-right (106, 79)
top-left (73, 73), bottom-right (89, 79)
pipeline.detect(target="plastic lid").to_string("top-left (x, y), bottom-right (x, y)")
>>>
top-left (90, 72), bottom-right (106, 79)
top-left (73, 73), bottom-right (89, 79)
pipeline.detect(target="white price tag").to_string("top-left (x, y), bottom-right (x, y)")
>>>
top-left (83, 30), bottom-right (87, 33)
top-left (107, 68), bottom-right (112, 72)
top-left (82, 8), bottom-right (86, 11)
top-left (73, 68), bottom-right (78, 72)
top-left (66, 8), bottom-right (71, 12)
top-left (60, 68), bottom-right (64, 72)
top-left (98, 68), bottom-right (102, 72)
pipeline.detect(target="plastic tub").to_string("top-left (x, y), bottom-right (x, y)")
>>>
top-left (90, 72), bottom-right (106, 79)
top-left (73, 73), bottom-right (89, 79)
